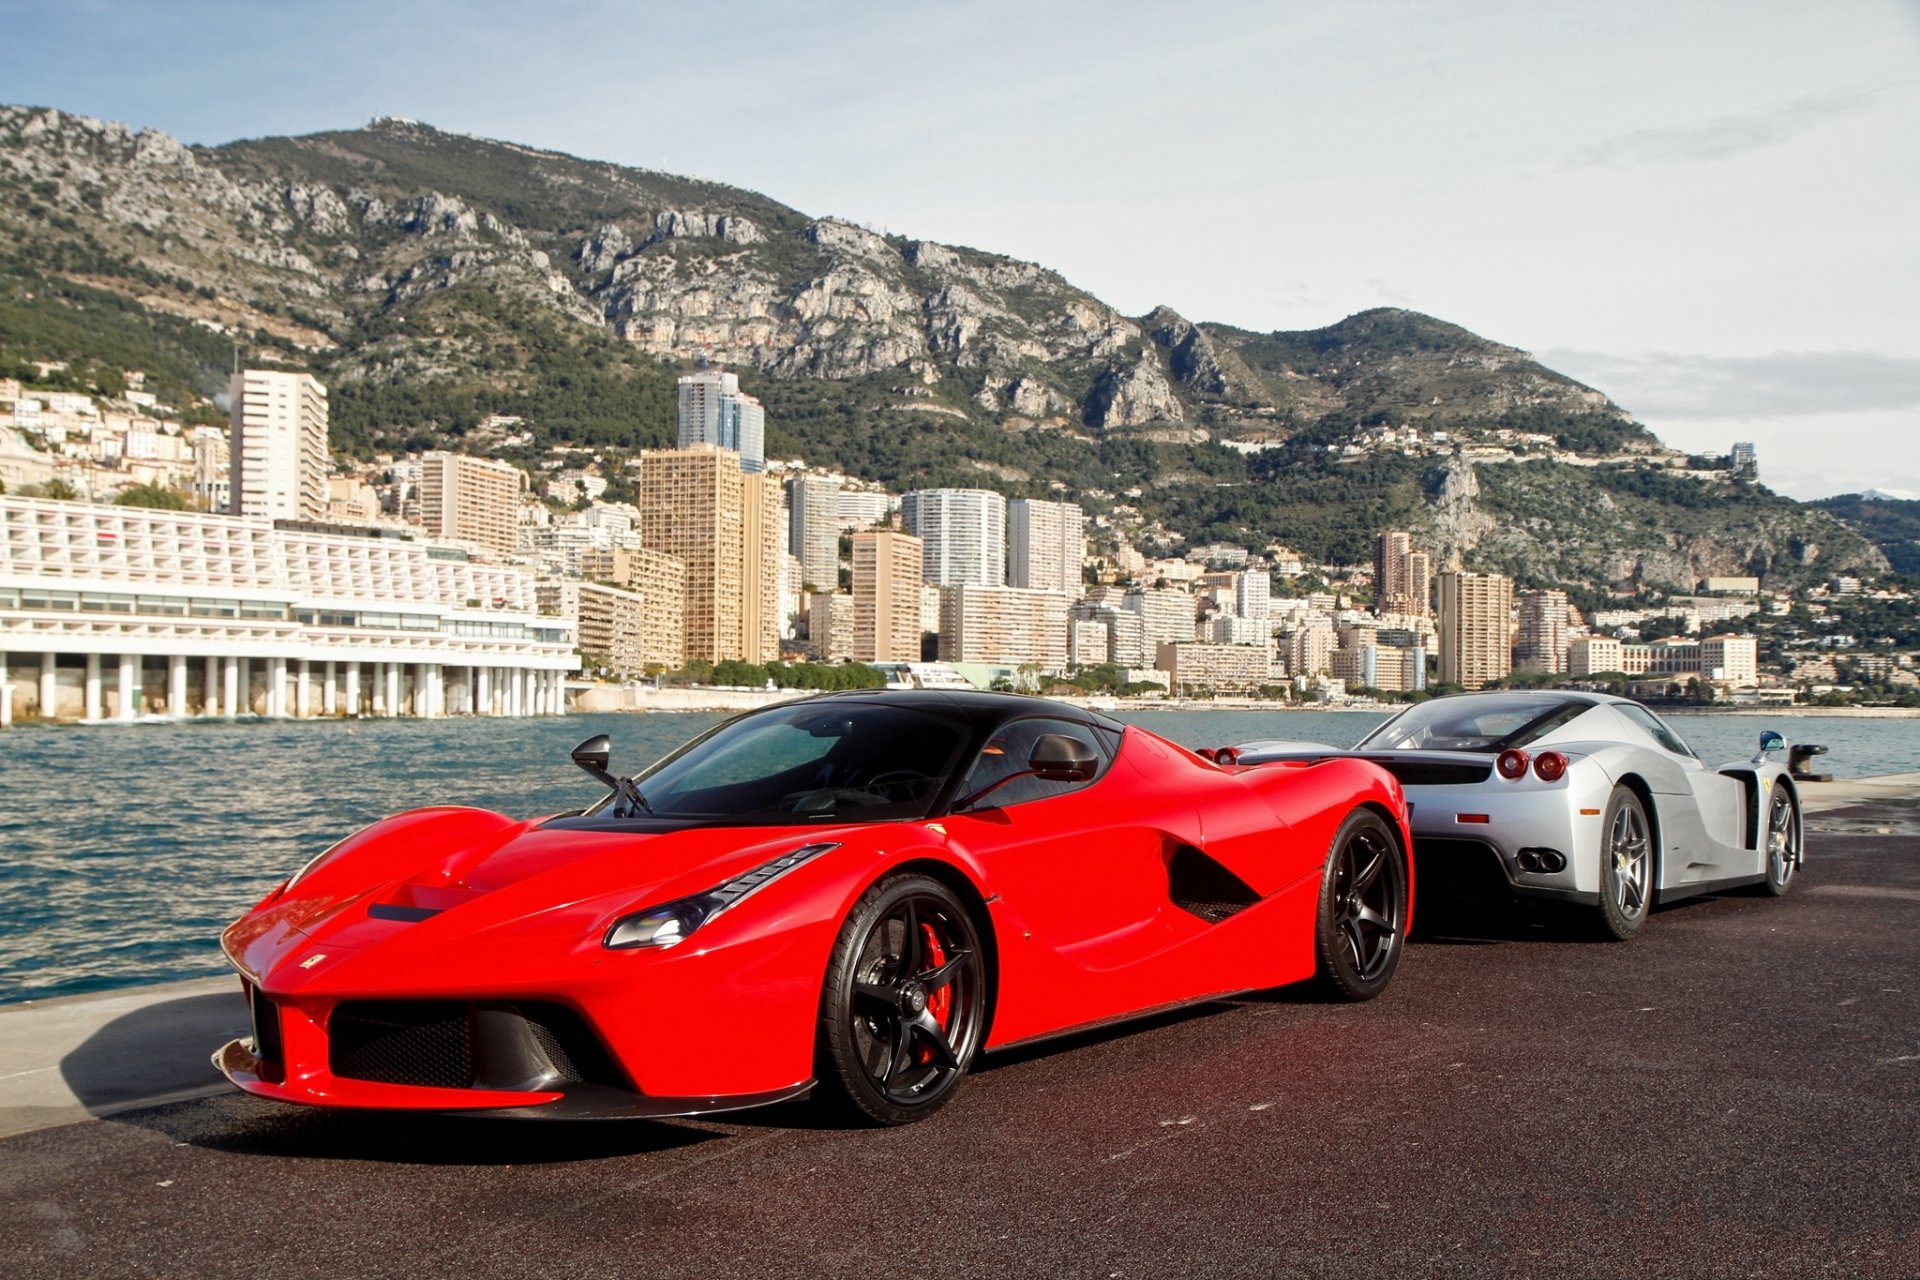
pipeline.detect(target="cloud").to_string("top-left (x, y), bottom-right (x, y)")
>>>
top-left (1537, 349), bottom-right (1920, 419)
top-left (1363, 277), bottom-right (1417, 305)
top-left (1561, 89), bottom-right (1882, 169)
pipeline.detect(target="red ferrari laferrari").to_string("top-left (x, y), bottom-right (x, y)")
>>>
top-left (217, 690), bottom-right (1413, 1125)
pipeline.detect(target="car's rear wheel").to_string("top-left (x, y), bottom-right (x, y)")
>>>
top-left (1595, 786), bottom-right (1654, 940)
top-left (1313, 809), bottom-right (1408, 1001)
top-left (1761, 780), bottom-right (1800, 896)
top-left (818, 874), bottom-right (985, 1125)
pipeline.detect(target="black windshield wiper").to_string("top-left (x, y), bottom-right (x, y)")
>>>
top-left (617, 777), bottom-right (655, 817)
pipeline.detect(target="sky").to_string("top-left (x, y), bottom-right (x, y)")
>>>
top-left (1, 0), bottom-right (1915, 499)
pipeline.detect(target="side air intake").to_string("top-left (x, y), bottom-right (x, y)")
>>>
top-left (1167, 844), bottom-right (1261, 924)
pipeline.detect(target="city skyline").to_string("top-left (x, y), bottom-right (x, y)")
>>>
top-left (0, 2), bottom-right (1913, 499)
top-left (1, 358), bottom-right (1899, 712)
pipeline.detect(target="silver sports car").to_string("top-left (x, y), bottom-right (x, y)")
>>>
top-left (1227, 690), bottom-right (1803, 940)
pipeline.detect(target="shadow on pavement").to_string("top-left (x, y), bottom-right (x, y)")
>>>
top-left (149, 1100), bottom-right (720, 1165)
top-left (58, 988), bottom-right (248, 1117)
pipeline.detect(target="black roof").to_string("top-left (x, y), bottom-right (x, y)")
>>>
top-left (779, 688), bottom-right (1126, 735)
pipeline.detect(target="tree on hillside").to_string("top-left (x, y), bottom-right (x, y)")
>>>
top-left (114, 483), bottom-right (190, 510)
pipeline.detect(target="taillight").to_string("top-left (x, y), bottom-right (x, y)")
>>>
top-left (1534, 751), bottom-right (1568, 782)
top-left (1496, 749), bottom-right (1530, 780)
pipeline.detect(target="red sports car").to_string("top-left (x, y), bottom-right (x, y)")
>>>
top-left (217, 690), bottom-right (1413, 1125)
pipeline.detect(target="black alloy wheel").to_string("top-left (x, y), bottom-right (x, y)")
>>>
top-left (1313, 809), bottom-right (1408, 1001)
top-left (1761, 780), bottom-right (1801, 897)
top-left (819, 875), bottom-right (986, 1125)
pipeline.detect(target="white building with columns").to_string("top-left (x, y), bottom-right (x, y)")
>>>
top-left (0, 497), bottom-right (573, 726)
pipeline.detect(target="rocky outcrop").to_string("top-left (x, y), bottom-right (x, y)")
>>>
top-left (1086, 355), bottom-right (1184, 429)
top-left (1145, 306), bottom-right (1227, 394)
top-left (1427, 455), bottom-right (1497, 569)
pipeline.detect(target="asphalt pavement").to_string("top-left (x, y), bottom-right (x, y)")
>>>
top-left (2, 785), bottom-right (1916, 1279)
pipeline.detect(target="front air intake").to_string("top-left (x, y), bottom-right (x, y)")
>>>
top-left (328, 1000), bottom-right (626, 1091)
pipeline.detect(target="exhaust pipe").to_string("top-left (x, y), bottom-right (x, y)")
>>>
top-left (1517, 848), bottom-right (1567, 874)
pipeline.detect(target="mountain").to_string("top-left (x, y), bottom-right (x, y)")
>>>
top-left (1812, 494), bottom-right (1920, 576)
top-left (0, 104), bottom-right (1886, 589)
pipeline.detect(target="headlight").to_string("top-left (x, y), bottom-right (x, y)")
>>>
top-left (603, 842), bottom-right (839, 951)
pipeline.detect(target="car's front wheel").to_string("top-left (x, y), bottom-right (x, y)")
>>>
top-left (1761, 780), bottom-right (1801, 896)
top-left (818, 874), bottom-right (986, 1125)
top-left (1313, 809), bottom-right (1408, 1001)
top-left (1595, 786), bottom-right (1654, 940)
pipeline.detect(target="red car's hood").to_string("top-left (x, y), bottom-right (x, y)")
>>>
top-left (225, 807), bottom-right (869, 993)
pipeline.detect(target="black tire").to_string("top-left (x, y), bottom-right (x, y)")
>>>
top-left (1313, 809), bottom-right (1408, 1001)
top-left (1761, 780), bottom-right (1801, 897)
top-left (1595, 786), bottom-right (1654, 940)
top-left (818, 874), bottom-right (986, 1125)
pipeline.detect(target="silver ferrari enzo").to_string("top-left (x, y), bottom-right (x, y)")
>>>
top-left (1229, 690), bottom-right (1804, 940)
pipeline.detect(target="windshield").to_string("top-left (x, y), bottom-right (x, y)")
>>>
top-left (588, 700), bottom-right (971, 824)
top-left (1357, 693), bottom-right (1590, 753)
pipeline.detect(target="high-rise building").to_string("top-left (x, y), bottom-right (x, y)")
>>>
top-left (1123, 586), bottom-right (1197, 648)
top-left (1069, 599), bottom-right (1149, 667)
top-left (1515, 588), bottom-right (1571, 673)
top-left (1007, 498), bottom-right (1085, 594)
top-left (538, 579), bottom-right (648, 678)
top-left (577, 546), bottom-right (688, 669)
top-left (740, 472), bottom-right (783, 663)
top-left (638, 444), bottom-right (781, 664)
top-left (1372, 531), bottom-right (1432, 617)
top-left (418, 451), bottom-right (522, 557)
top-left (229, 369), bottom-right (328, 521)
top-left (1156, 642), bottom-right (1270, 695)
top-left (1437, 571), bottom-right (1514, 690)
top-left (1233, 569), bottom-right (1271, 623)
top-left (902, 489), bottom-right (1007, 587)
top-left (788, 473), bottom-right (843, 592)
top-left (937, 586), bottom-right (1068, 666)
top-left (852, 530), bottom-right (923, 662)
top-left (808, 593), bottom-right (854, 662)
top-left (676, 369), bottom-right (765, 473)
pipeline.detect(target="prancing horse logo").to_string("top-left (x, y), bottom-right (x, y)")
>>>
top-left (299, 954), bottom-right (327, 970)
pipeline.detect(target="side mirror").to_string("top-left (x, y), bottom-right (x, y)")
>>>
top-left (1029, 734), bottom-right (1098, 782)
top-left (572, 734), bottom-right (613, 776)
top-left (1757, 730), bottom-right (1784, 754)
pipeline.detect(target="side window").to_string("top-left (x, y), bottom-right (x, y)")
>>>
top-left (1617, 704), bottom-right (1696, 759)
top-left (958, 717), bottom-right (1110, 810)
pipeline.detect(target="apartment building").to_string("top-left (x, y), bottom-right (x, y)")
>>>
top-left (852, 529), bottom-right (923, 662)
top-left (937, 586), bottom-right (1068, 667)
top-left (229, 369), bottom-right (328, 521)
top-left (1437, 570), bottom-right (1513, 690)
top-left (903, 489), bottom-right (1006, 588)
top-left (1515, 588), bottom-right (1570, 673)
top-left (1007, 498), bottom-right (1085, 594)
top-left (419, 451), bottom-right (522, 558)
top-left (638, 445), bottom-right (781, 664)
top-left (676, 369), bottom-right (766, 473)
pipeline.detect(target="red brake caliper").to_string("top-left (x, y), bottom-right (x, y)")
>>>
top-left (915, 923), bottom-right (950, 1065)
